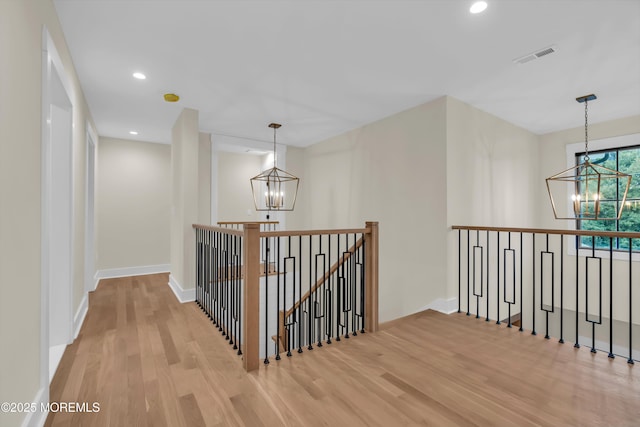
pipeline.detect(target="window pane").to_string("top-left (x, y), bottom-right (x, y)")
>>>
top-left (619, 147), bottom-right (640, 199)
top-left (576, 144), bottom-right (640, 253)
top-left (617, 237), bottom-right (640, 251)
top-left (619, 203), bottom-right (640, 232)
top-left (580, 218), bottom-right (615, 250)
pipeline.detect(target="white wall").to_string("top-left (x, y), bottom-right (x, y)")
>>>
top-left (445, 96), bottom-right (540, 310)
top-left (170, 108), bottom-right (201, 295)
top-left (198, 132), bottom-right (212, 224)
top-left (446, 97), bottom-right (540, 229)
top-left (217, 151), bottom-right (262, 222)
top-left (0, 0), bottom-right (96, 425)
top-left (96, 137), bottom-right (171, 271)
top-left (289, 97), bottom-right (449, 322)
top-left (285, 96), bottom-right (543, 322)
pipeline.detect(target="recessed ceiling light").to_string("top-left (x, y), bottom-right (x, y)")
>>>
top-left (470, 1), bottom-right (488, 14)
top-left (132, 72), bottom-right (146, 80)
top-left (129, 131), bottom-right (138, 135)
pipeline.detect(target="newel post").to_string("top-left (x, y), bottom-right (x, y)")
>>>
top-left (243, 223), bottom-right (260, 371)
top-left (365, 221), bottom-right (379, 332)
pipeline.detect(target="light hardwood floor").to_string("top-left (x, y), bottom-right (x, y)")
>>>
top-left (46, 273), bottom-right (639, 426)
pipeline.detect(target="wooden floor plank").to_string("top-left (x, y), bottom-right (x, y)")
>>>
top-left (46, 273), bottom-right (639, 426)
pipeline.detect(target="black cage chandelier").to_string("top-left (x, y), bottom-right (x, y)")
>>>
top-left (546, 94), bottom-right (631, 220)
top-left (250, 123), bottom-right (300, 211)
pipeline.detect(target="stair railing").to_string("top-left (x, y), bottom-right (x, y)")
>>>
top-left (194, 221), bottom-right (379, 371)
top-left (453, 225), bottom-right (639, 364)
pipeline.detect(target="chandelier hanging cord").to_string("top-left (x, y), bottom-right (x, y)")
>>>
top-left (269, 122), bottom-right (281, 168)
top-left (584, 98), bottom-right (589, 162)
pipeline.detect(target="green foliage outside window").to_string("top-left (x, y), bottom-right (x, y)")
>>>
top-left (578, 145), bottom-right (640, 251)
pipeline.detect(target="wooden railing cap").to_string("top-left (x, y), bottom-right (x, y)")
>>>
top-left (451, 225), bottom-right (640, 239)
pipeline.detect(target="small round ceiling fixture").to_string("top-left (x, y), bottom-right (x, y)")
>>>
top-left (470, 1), bottom-right (488, 14)
top-left (132, 72), bottom-right (146, 80)
top-left (164, 93), bottom-right (180, 102)
top-left (129, 131), bottom-right (138, 135)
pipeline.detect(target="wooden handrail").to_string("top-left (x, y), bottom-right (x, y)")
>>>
top-left (261, 227), bottom-right (370, 238)
top-left (451, 225), bottom-right (640, 239)
top-left (217, 221), bottom-right (280, 225)
top-left (192, 224), bottom-right (244, 236)
top-left (284, 237), bottom-right (365, 318)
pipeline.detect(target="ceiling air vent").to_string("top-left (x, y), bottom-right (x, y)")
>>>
top-left (513, 45), bottom-right (557, 65)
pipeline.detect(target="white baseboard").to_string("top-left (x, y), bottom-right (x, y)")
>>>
top-left (168, 274), bottom-right (195, 303)
top-left (94, 264), bottom-right (170, 280)
top-left (21, 386), bottom-right (47, 427)
top-left (420, 297), bottom-right (459, 315)
top-left (73, 294), bottom-right (88, 339)
top-left (91, 276), bottom-right (99, 292)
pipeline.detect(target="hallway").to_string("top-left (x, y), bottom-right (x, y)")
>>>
top-left (46, 273), bottom-right (640, 426)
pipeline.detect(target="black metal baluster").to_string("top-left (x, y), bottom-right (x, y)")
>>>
top-left (308, 235), bottom-right (313, 350)
top-left (234, 235), bottom-right (240, 349)
top-left (560, 235), bottom-right (564, 344)
top-left (199, 228), bottom-right (203, 308)
top-left (336, 233), bottom-right (342, 341)
top-left (206, 229), bottom-right (210, 316)
top-left (219, 232), bottom-right (223, 332)
top-left (229, 235), bottom-right (235, 347)
top-left (575, 235), bottom-right (580, 348)
top-left (237, 235), bottom-right (242, 356)
top-left (215, 231), bottom-right (221, 330)
top-left (212, 229), bottom-right (215, 320)
top-left (467, 230), bottom-right (470, 316)
top-left (352, 233), bottom-right (358, 336)
top-left (232, 235), bottom-right (238, 347)
top-left (496, 231), bottom-right (501, 325)
top-left (540, 233), bottom-right (554, 340)
top-left (328, 234), bottom-right (333, 343)
top-left (195, 228), bottom-right (200, 308)
top-left (298, 235), bottom-right (303, 353)
top-left (344, 234), bottom-right (352, 338)
top-left (504, 232), bottom-right (515, 328)
top-left (221, 233), bottom-right (226, 336)
top-left (486, 230), bottom-right (490, 322)
top-left (264, 235), bottom-right (270, 364)
top-left (359, 232), bottom-right (366, 334)
top-left (210, 230), bottom-right (214, 320)
top-left (519, 233), bottom-right (523, 332)
top-left (586, 235), bottom-right (603, 354)
top-left (316, 235), bottom-right (325, 347)
top-left (532, 232), bottom-right (536, 336)
top-left (198, 229), bottom-right (203, 310)
top-left (276, 236), bottom-right (281, 360)
top-left (215, 230), bottom-right (219, 323)
top-left (474, 230), bottom-right (482, 319)
top-left (608, 237), bottom-right (614, 359)
top-left (628, 238), bottom-right (634, 364)
top-left (458, 229), bottom-right (461, 313)
top-left (286, 235), bottom-right (294, 357)
top-left (225, 233), bottom-right (230, 340)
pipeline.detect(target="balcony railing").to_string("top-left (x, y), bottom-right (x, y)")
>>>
top-left (194, 221), bottom-right (379, 371)
top-left (452, 225), bottom-right (639, 364)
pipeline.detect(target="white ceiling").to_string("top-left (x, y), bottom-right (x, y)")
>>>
top-left (53, 0), bottom-right (640, 152)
